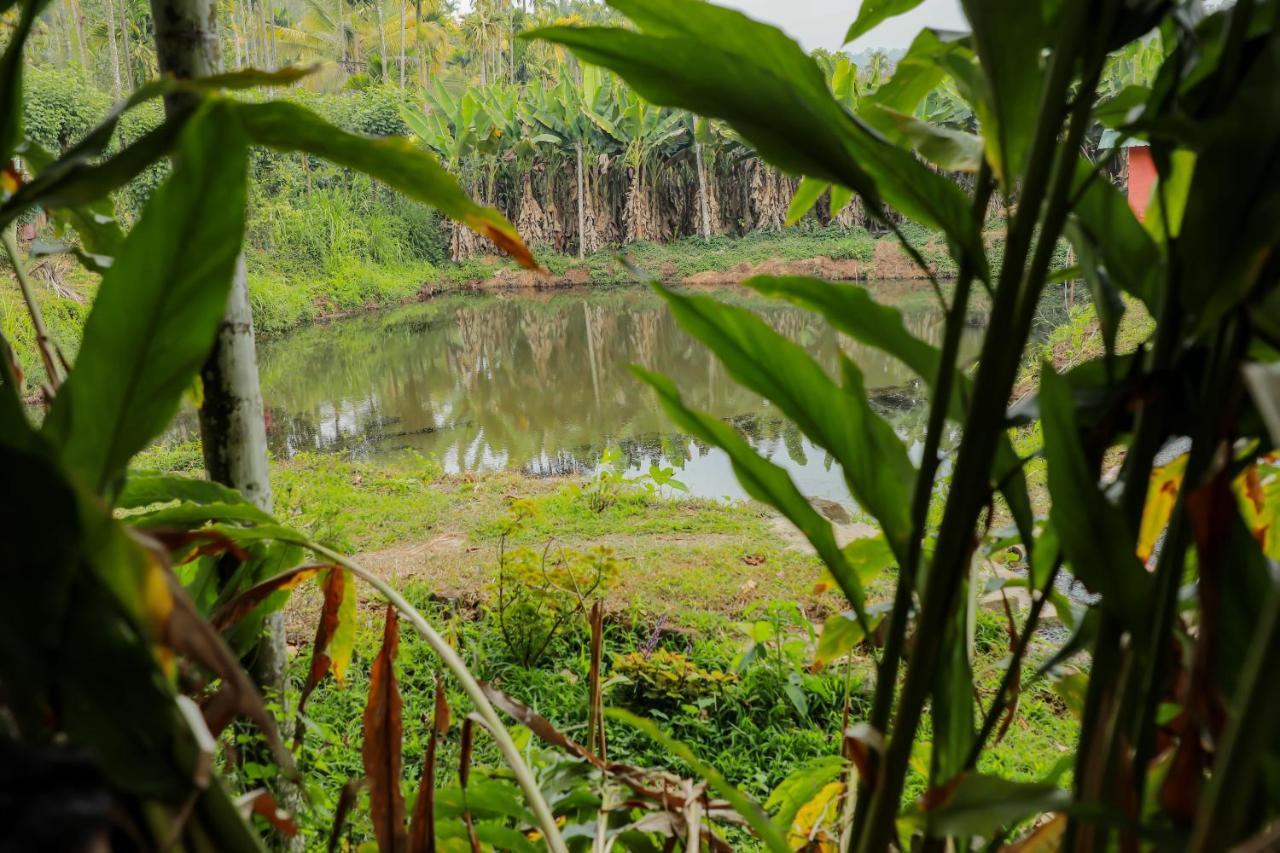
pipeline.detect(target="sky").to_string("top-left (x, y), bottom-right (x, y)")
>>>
top-left (718, 0), bottom-right (968, 52)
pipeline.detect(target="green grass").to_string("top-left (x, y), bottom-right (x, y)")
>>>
top-left (132, 442), bottom-right (1077, 849)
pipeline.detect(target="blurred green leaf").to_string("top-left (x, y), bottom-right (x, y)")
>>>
top-left (654, 285), bottom-right (917, 560)
top-left (1068, 159), bottom-right (1160, 310)
top-left (765, 755), bottom-right (846, 836)
top-left (786, 177), bottom-right (830, 226)
top-left (868, 28), bottom-right (968, 114)
top-left (844, 0), bottom-right (927, 45)
top-left (1179, 37), bottom-right (1280, 335)
top-left (861, 104), bottom-right (984, 172)
top-left (960, 0), bottom-right (1046, 186)
top-left (916, 772), bottom-right (1068, 837)
top-left (633, 366), bottom-right (873, 629)
top-left (231, 101), bottom-right (536, 268)
top-left (42, 102), bottom-right (248, 494)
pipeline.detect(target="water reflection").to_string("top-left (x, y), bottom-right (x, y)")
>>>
top-left (242, 283), bottom-right (986, 503)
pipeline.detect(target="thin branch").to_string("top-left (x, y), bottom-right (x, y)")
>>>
top-left (2, 224), bottom-right (64, 391)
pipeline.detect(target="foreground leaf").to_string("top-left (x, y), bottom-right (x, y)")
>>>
top-left (296, 568), bottom-right (356, 735)
top-left (633, 367), bottom-right (874, 632)
top-left (42, 101), bottom-right (248, 494)
top-left (364, 605), bottom-right (407, 853)
top-left (231, 101), bottom-right (536, 269)
top-left (844, 0), bottom-right (927, 45)
top-left (1040, 364), bottom-right (1152, 626)
top-left (654, 285), bottom-right (916, 560)
top-left (916, 772), bottom-right (1068, 838)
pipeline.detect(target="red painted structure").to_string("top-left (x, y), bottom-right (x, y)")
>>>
top-left (1127, 145), bottom-right (1157, 221)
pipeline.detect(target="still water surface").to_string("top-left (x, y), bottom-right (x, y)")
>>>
top-left (246, 283), bottom-right (987, 504)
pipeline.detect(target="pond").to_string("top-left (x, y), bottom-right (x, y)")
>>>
top-left (244, 283), bottom-right (987, 505)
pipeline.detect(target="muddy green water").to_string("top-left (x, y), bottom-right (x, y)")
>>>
top-left (246, 283), bottom-right (987, 504)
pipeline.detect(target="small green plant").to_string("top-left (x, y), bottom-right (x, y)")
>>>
top-left (612, 648), bottom-right (738, 706)
top-left (734, 599), bottom-right (818, 719)
top-left (489, 500), bottom-right (622, 667)
top-left (578, 448), bottom-right (690, 512)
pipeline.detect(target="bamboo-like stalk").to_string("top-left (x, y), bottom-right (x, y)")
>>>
top-left (853, 3), bottom-right (1100, 847)
top-left (307, 541), bottom-right (570, 853)
top-left (849, 160), bottom-right (992, 845)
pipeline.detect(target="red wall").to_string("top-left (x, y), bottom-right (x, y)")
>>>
top-left (1128, 146), bottom-right (1156, 221)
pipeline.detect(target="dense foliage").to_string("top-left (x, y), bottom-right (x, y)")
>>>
top-left (5, 0), bottom-right (1280, 850)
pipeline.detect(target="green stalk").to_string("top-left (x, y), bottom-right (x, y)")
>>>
top-left (2, 223), bottom-right (63, 390)
top-left (854, 6), bottom-right (1097, 848)
top-left (963, 558), bottom-right (1062, 769)
top-left (1189, 580), bottom-right (1280, 850)
top-left (850, 161), bottom-right (993, 843)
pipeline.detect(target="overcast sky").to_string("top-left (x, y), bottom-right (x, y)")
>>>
top-left (718, 0), bottom-right (968, 51)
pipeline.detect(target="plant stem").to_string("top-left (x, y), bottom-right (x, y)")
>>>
top-left (964, 558), bottom-right (1062, 769)
top-left (854, 3), bottom-right (1096, 845)
top-left (2, 223), bottom-right (63, 391)
top-left (308, 542), bottom-right (570, 853)
top-left (851, 160), bottom-right (992, 843)
top-left (1189, 578), bottom-right (1280, 850)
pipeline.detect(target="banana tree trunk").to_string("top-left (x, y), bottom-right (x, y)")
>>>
top-left (575, 140), bottom-right (586, 259)
top-left (694, 141), bottom-right (711, 241)
top-left (150, 0), bottom-right (283, 693)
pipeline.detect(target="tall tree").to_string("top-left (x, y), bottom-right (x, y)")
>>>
top-left (149, 0), bottom-right (284, 692)
top-left (104, 0), bottom-right (123, 96)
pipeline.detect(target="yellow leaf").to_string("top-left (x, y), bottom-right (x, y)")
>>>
top-left (790, 780), bottom-right (843, 850)
top-left (1137, 456), bottom-right (1186, 562)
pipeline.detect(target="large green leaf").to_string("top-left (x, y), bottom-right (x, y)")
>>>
top-left (1, 68), bottom-right (313, 231)
top-left (868, 28), bottom-right (968, 114)
top-left (42, 102), bottom-right (248, 494)
top-left (914, 773), bottom-right (1069, 837)
top-left (844, 0), bottom-right (928, 45)
top-left (1068, 159), bottom-right (1160, 311)
top-left (744, 276), bottom-right (1035, 546)
top-left (1177, 35), bottom-right (1280, 336)
top-left (0, 0), bottom-right (53, 163)
top-left (1039, 364), bottom-right (1152, 627)
top-left (860, 104), bottom-right (984, 173)
top-left (960, 0), bottom-right (1046, 187)
top-left (119, 473), bottom-right (257, 511)
top-left (230, 101), bottom-right (536, 268)
top-left (528, 19), bottom-right (883, 208)
top-left (785, 177), bottom-right (831, 226)
top-left (654, 285), bottom-right (917, 560)
top-left (633, 367), bottom-right (874, 628)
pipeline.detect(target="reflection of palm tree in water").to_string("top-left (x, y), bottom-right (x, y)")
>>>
top-left (627, 308), bottom-right (663, 374)
top-left (522, 308), bottom-right (570, 386)
top-left (583, 302), bottom-right (618, 406)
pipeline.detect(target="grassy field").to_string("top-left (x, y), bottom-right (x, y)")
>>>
top-left (137, 440), bottom-right (1078, 847)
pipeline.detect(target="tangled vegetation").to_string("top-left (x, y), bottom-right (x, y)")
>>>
top-left (4, 0), bottom-right (1280, 850)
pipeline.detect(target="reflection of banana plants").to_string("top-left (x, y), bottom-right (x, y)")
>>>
top-left (248, 289), bottom-right (967, 478)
